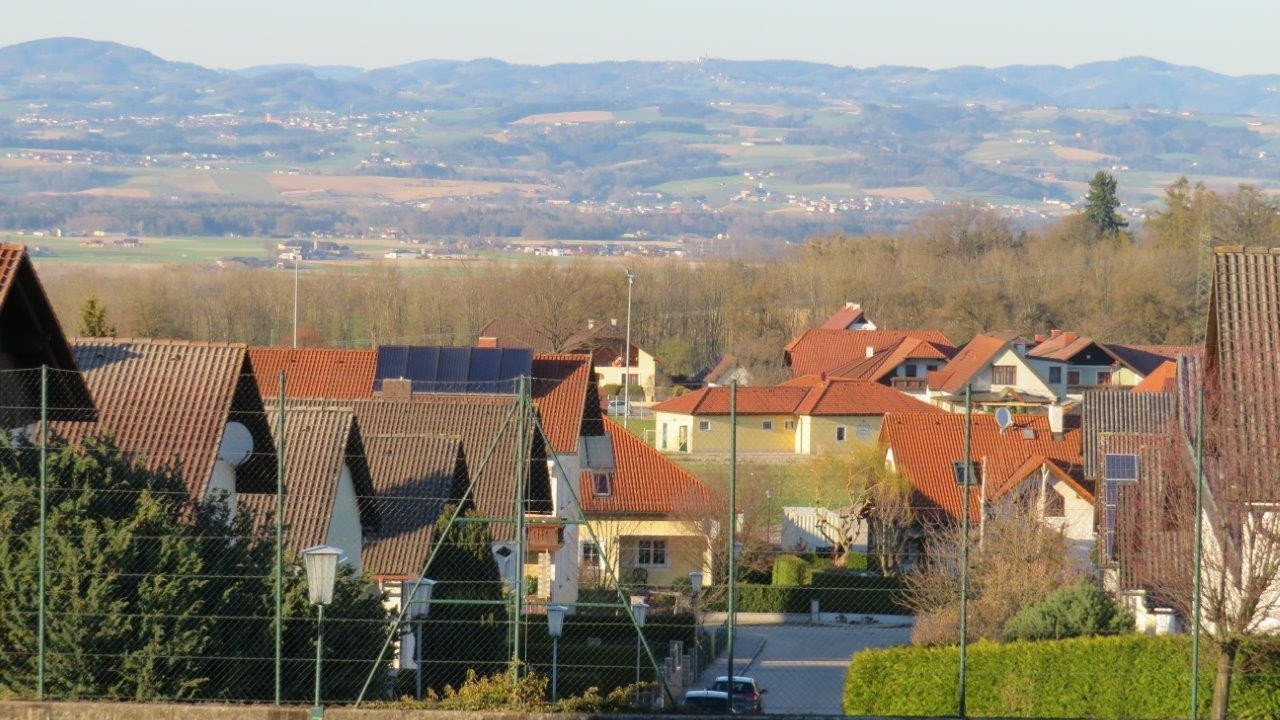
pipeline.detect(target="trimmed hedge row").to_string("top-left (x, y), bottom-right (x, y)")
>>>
top-left (843, 635), bottom-right (1280, 719)
top-left (707, 574), bottom-right (909, 615)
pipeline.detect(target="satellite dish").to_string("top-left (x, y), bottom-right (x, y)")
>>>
top-left (995, 407), bottom-right (1014, 431)
top-left (217, 421), bottom-right (254, 467)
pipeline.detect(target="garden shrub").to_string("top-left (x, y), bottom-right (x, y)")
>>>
top-left (772, 555), bottom-right (807, 586)
top-left (1003, 580), bottom-right (1134, 641)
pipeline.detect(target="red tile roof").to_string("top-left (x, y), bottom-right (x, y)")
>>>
top-left (1025, 331), bottom-right (1094, 361)
top-left (652, 385), bottom-right (811, 415)
top-left (793, 379), bottom-right (944, 416)
top-left (55, 339), bottom-right (275, 500)
top-left (783, 329), bottom-right (955, 377)
top-left (702, 354), bottom-right (740, 384)
top-left (929, 333), bottom-right (1018, 394)
top-left (879, 411), bottom-right (1082, 521)
top-left (1107, 343), bottom-right (1203, 378)
top-left (819, 303), bottom-right (870, 330)
top-left (248, 347), bottom-right (376, 399)
top-left (580, 418), bottom-right (721, 516)
top-left (1131, 361), bottom-right (1177, 394)
top-left (532, 353), bottom-right (598, 455)
top-left (361, 435), bottom-right (465, 579)
top-left (829, 336), bottom-right (951, 383)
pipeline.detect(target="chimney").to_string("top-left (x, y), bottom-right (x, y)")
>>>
top-left (477, 336), bottom-right (498, 349)
top-left (587, 319), bottom-right (595, 330)
top-left (380, 377), bottom-right (412, 400)
top-left (865, 345), bottom-right (875, 358)
top-left (1034, 334), bottom-right (1046, 343)
top-left (1048, 404), bottom-right (1064, 439)
top-left (1050, 329), bottom-right (1062, 339)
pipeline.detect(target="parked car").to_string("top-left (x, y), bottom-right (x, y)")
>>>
top-left (607, 399), bottom-right (632, 415)
top-left (710, 676), bottom-right (765, 714)
top-left (680, 689), bottom-right (734, 714)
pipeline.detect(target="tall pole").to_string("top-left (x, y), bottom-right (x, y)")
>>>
top-left (957, 384), bottom-right (972, 719)
top-left (511, 376), bottom-right (528, 679)
top-left (292, 255), bottom-right (299, 348)
top-left (623, 269), bottom-right (635, 430)
top-left (275, 371), bottom-right (285, 705)
top-left (37, 365), bottom-right (47, 699)
top-left (314, 604), bottom-right (325, 710)
top-left (551, 634), bottom-right (560, 702)
top-left (1190, 384), bottom-right (1206, 720)
top-left (415, 619), bottom-right (424, 701)
top-left (726, 380), bottom-right (738, 710)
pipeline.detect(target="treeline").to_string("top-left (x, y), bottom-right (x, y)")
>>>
top-left (37, 178), bottom-right (1278, 383)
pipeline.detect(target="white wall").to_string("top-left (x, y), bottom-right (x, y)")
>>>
top-left (206, 458), bottom-right (238, 518)
top-left (325, 463), bottom-right (363, 574)
top-left (548, 451), bottom-right (582, 607)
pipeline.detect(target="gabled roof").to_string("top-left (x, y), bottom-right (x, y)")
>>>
top-left (828, 336), bottom-right (950, 383)
top-left (532, 353), bottom-right (601, 455)
top-left (362, 435), bottom-right (467, 579)
top-left (1131, 361), bottom-right (1178, 394)
top-left (353, 395), bottom-right (551, 541)
top-left (879, 412), bottom-right (1082, 521)
top-left (652, 385), bottom-right (811, 415)
top-left (819, 303), bottom-right (872, 330)
top-left (54, 338), bottom-right (276, 499)
top-left (1026, 332), bottom-right (1098, 361)
top-left (248, 347), bottom-right (376, 399)
top-left (479, 317), bottom-right (639, 365)
top-left (0, 244), bottom-right (93, 419)
top-left (1107, 344), bottom-right (1203, 378)
top-left (375, 345), bottom-right (532, 394)
top-left (783, 328), bottom-right (955, 378)
top-left (580, 417), bottom-right (721, 516)
top-left (240, 401), bottom-right (376, 557)
top-left (996, 455), bottom-right (1095, 504)
top-left (793, 379), bottom-right (944, 416)
top-left (700, 354), bottom-right (740, 385)
top-left (928, 333), bottom-right (1020, 394)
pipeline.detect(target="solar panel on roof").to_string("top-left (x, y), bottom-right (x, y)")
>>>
top-left (373, 345), bottom-right (532, 395)
top-left (373, 346), bottom-right (409, 391)
top-left (406, 346), bottom-right (441, 390)
top-left (468, 348), bottom-right (503, 392)
top-left (1104, 453), bottom-right (1139, 482)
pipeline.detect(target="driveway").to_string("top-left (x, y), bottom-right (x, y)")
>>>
top-left (692, 623), bottom-right (912, 715)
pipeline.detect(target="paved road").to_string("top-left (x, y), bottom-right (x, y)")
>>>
top-left (692, 623), bottom-right (912, 715)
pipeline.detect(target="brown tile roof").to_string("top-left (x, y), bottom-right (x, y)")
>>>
top-left (580, 417), bottom-right (721, 516)
top-left (0, 244), bottom-right (93, 420)
top-left (353, 395), bottom-right (551, 541)
top-left (480, 317), bottom-right (637, 366)
top-left (652, 385), bottom-right (811, 415)
top-left (783, 328), bottom-right (955, 377)
top-left (54, 339), bottom-right (276, 499)
top-left (819, 303), bottom-right (870, 330)
top-left (532, 353), bottom-right (599, 455)
top-left (240, 401), bottom-right (375, 557)
top-left (828, 337), bottom-right (950, 383)
top-left (361, 435), bottom-right (466, 579)
top-left (701, 354), bottom-right (740, 384)
top-left (793, 379), bottom-right (944, 416)
top-left (928, 333), bottom-right (1018, 394)
top-left (879, 411), bottom-right (1082, 521)
top-left (1131, 361), bottom-right (1178, 393)
top-left (248, 347), bottom-right (377, 399)
top-left (1026, 331), bottom-right (1096, 361)
top-left (1106, 343), bottom-right (1203, 378)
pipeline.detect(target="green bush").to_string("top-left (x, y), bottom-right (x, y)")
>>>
top-left (842, 635), bottom-right (1280, 718)
top-left (601, 383), bottom-right (621, 397)
top-left (772, 555), bottom-right (807, 586)
top-left (707, 577), bottom-right (909, 615)
top-left (1003, 581), bottom-right (1134, 641)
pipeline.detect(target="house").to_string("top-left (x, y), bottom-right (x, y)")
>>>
top-left (832, 335), bottom-right (958, 397)
top-left (579, 418), bottom-right (722, 587)
top-left (692, 354), bottom-right (751, 388)
top-left (651, 378), bottom-right (942, 455)
top-left (819, 302), bottom-right (877, 330)
top-left (477, 317), bottom-right (659, 401)
top-left (1024, 331), bottom-right (1198, 395)
top-left (239, 401), bottom-right (379, 572)
top-left (926, 332), bottom-right (1060, 412)
top-left (0, 244), bottom-right (94, 430)
top-left (783, 328), bottom-right (955, 379)
top-left (878, 411), bottom-right (1091, 560)
top-left (54, 338), bottom-right (277, 511)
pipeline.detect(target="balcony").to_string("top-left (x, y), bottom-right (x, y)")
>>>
top-left (890, 377), bottom-right (928, 392)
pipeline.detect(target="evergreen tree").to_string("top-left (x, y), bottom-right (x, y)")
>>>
top-left (1083, 170), bottom-right (1128, 236)
top-left (77, 296), bottom-right (116, 337)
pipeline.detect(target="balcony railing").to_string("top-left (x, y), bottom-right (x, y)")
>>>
top-left (890, 377), bottom-right (928, 392)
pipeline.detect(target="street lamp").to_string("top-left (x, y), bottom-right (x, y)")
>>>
top-left (547, 604), bottom-right (567, 702)
top-left (727, 539), bottom-right (743, 713)
top-left (623, 268), bottom-right (635, 430)
top-left (631, 600), bottom-right (649, 708)
top-left (302, 545), bottom-right (342, 720)
top-left (688, 571), bottom-right (704, 672)
top-left (407, 578), bottom-right (436, 701)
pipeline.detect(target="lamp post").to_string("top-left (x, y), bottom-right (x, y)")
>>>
top-left (407, 578), bottom-right (436, 702)
top-left (631, 600), bottom-right (649, 708)
top-left (623, 268), bottom-right (635, 430)
top-left (688, 571), bottom-right (704, 672)
top-left (547, 604), bottom-right (567, 702)
top-left (726, 539), bottom-right (742, 712)
top-left (302, 545), bottom-right (342, 720)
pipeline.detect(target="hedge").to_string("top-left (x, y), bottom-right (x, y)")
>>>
top-left (843, 635), bottom-right (1280, 719)
top-left (706, 575), bottom-right (909, 615)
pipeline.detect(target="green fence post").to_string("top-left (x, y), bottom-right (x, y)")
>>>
top-left (37, 365), bottom-right (48, 699)
top-left (275, 370), bottom-right (286, 705)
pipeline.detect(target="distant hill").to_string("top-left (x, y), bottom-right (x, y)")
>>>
top-left (2, 38), bottom-right (1280, 116)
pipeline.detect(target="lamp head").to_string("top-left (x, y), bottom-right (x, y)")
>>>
top-left (688, 571), bottom-right (704, 594)
top-left (547, 604), bottom-right (568, 638)
top-left (301, 545), bottom-right (343, 606)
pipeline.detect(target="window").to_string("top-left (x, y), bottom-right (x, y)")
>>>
top-left (581, 541), bottom-right (601, 566)
top-left (762, 420), bottom-right (774, 431)
top-left (1096, 370), bottom-right (1112, 386)
top-left (952, 460), bottom-right (981, 486)
top-left (835, 426), bottom-right (848, 442)
top-left (991, 365), bottom-right (1016, 385)
top-left (784, 420), bottom-right (796, 430)
top-left (1067, 370), bottom-right (1081, 385)
top-left (901, 363), bottom-right (917, 378)
top-left (660, 423), bottom-right (668, 450)
top-left (698, 420), bottom-right (710, 432)
top-left (591, 472), bottom-right (613, 497)
top-left (1048, 366), bottom-right (1062, 384)
top-left (636, 539), bottom-right (667, 567)
top-left (927, 364), bottom-right (939, 372)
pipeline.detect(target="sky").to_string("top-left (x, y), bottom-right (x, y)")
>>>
top-left (3, 0), bottom-right (1277, 76)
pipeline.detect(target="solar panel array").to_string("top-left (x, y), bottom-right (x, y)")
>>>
top-left (374, 346), bottom-right (533, 394)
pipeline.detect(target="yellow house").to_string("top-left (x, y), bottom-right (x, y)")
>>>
top-left (578, 418), bottom-right (722, 587)
top-left (653, 379), bottom-right (942, 456)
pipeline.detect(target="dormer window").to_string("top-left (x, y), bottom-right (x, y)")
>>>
top-left (592, 472), bottom-right (613, 497)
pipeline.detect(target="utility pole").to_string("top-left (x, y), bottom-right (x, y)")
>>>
top-left (292, 255), bottom-right (299, 348)
top-left (623, 269), bottom-right (635, 430)
top-left (957, 383), bottom-right (972, 719)
top-left (726, 380), bottom-right (738, 711)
